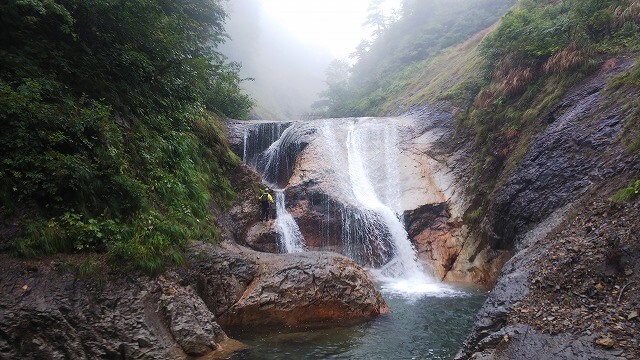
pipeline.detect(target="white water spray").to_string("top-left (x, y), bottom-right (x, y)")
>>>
top-left (345, 123), bottom-right (427, 281)
top-left (341, 120), bottom-right (459, 297)
top-left (274, 190), bottom-right (306, 253)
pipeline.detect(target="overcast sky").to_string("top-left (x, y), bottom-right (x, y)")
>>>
top-left (220, 0), bottom-right (403, 119)
top-left (255, 0), bottom-right (403, 59)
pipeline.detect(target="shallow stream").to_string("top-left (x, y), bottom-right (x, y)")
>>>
top-left (227, 283), bottom-right (487, 360)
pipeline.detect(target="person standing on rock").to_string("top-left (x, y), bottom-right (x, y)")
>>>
top-left (258, 188), bottom-right (274, 222)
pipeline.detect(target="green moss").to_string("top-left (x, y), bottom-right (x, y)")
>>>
top-left (78, 257), bottom-right (100, 277)
top-left (612, 179), bottom-right (640, 203)
top-left (467, 206), bottom-right (484, 222)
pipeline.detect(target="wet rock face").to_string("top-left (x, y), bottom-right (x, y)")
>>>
top-left (157, 273), bottom-right (228, 356)
top-left (190, 243), bottom-right (390, 328)
top-left (244, 221), bottom-right (279, 253)
top-left (488, 57), bottom-right (637, 250)
top-left (284, 184), bottom-right (345, 252)
top-left (215, 163), bottom-right (280, 253)
top-left (404, 203), bottom-right (461, 280)
top-left (456, 57), bottom-right (640, 359)
top-left (226, 121), bottom-right (294, 166)
top-left (226, 120), bottom-right (315, 188)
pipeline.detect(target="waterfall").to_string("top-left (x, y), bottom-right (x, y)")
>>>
top-left (242, 122), bottom-right (292, 167)
top-left (274, 190), bottom-right (306, 253)
top-left (256, 125), bottom-right (305, 187)
top-left (241, 121), bottom-right (306, 253)
top-left (238, 118), bottom-right (443, 294)
top-left (344, 122), bottom-right (426, 280)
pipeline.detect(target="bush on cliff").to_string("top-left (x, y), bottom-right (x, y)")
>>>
top-left (0, 0), bottom-right (252, 271)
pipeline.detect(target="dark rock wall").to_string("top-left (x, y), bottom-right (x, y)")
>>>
top-left (0, 256), bottom-right (227, 359)
top-left (488, 57), bottom-right (638, 250)
top-left (0, 242), bottom-right (390, 359)
top-left (455, 56), bottom-right (640, 359)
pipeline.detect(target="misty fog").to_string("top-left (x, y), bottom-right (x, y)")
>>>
top-left (220, 0), bottom-right (334, 120)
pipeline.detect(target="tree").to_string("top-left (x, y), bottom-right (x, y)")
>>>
top-left (364, 0), bottom-right (391, 38)
top-left (0, 0), bottom-right (252, 271)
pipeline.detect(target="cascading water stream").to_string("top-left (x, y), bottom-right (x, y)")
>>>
top-left (242, 118), bottom-right (458, 296)
top-left (343, 122), bottom-right (440, 295)
top-left (242, 122), bottom-right (306, 253)
top-left (345, 124), bottom-right (423, 276)
top-left (274, 190), bottom-right (306, 253)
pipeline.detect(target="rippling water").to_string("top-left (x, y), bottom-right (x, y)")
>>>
top-left (226, 283), bottom-right (487, 360)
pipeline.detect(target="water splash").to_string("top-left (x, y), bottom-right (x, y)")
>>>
top-left (344, 122), bottom-right (427, 282)
top-left (274, 190), bottom-right (306, 253)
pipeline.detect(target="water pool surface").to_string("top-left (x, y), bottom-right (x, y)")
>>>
top-left (227, 283), bottom-right (487, 360)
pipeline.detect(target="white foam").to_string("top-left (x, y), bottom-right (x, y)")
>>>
top-left (371, 272), bottom-right (467, 299)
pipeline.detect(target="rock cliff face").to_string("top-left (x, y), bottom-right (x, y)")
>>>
top-left (226, 115), bottom-right (483, 281)
top-left (398, 103), bottom-right (513, 286)
top-left (0, 241), bottom-right (389, 359)
top-left (487, 57), bottom-right (638, 251)
top-left (454, 56), bottom-right (640, 359)
top-left (0, 253), bottom-right (233, 359)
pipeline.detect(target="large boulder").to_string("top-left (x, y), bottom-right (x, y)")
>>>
top-left (244, 221), bottom-right (279, 253)
top-left (189, 242), bottom-right (390, 328)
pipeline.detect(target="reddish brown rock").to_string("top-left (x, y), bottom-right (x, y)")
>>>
top-left (244, 221), bottom-right (279, 253)
top-left (284, 184), bottom-right (345, 252)
top-left (192, 242), bottom-right (389, 328)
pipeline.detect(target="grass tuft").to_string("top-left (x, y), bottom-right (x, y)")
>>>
top-left (612, 179), bottom-right (640, 203)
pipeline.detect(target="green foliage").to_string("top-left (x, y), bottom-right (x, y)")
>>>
top-left (482, 6), bottom-right (570, 62)
top-left (467, 206), bottom-right (484, 222)
top-left (481, 0), bottom-right (631, 66)
top-left (78, 256), bottom-right (100, 277)
top-left (612, 179), bottom-right (640, 203)
top-left (315, 0), bottom-right (517, 117)
top-left (1, 0), bottom-right (251, 271)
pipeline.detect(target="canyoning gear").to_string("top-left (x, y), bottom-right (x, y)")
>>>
top-left (259, 190), bottom-right (274, 221)
top-left (258, 191), bottom-right (274, 204)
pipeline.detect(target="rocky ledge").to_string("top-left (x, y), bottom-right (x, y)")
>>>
top-left (0, 242), bottom-right (388, 359)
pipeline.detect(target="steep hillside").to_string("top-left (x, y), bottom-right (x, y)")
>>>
top-left (313, 0), bottom-right (517, 117)
top-left (455, 55), bottom-right (640, 359)
top-left (0, 0), bottom-right (252, 271)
